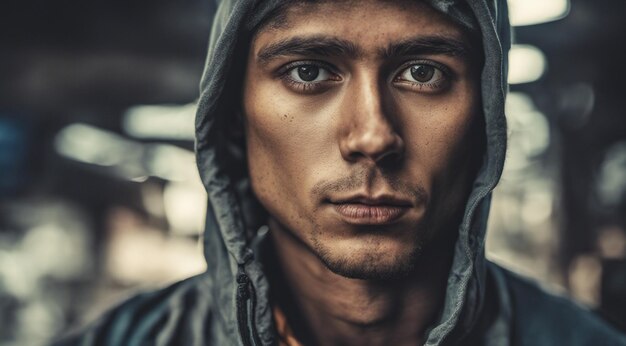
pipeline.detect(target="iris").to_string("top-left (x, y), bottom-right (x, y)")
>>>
top-left (410, 65), bottom-right (435, 82)
top-left (297, 65), bottom-right (320, 81)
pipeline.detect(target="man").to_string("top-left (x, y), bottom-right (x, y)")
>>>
top-left (57, 0), bottom-right (626, 345)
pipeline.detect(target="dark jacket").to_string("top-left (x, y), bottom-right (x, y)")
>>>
top-left (55, 0), bottom-right (626, 345)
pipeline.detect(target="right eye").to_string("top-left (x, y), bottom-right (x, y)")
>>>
top-left (279, 61), bottom-right (341, 93)
top-left (288, 64), bottom-right (334, 83)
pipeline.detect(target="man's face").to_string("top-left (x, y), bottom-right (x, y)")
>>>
top-left (243, 0), bottom-right (481, 279)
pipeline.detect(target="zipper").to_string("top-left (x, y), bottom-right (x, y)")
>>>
top-left (236, 267), bottom-right (262, 346)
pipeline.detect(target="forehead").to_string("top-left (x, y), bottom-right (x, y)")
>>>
top-left (253, 0), bottom-right (468, 54)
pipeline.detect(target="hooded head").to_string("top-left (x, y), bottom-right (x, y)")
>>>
top-left (195, 0), bottom-right (510, 344)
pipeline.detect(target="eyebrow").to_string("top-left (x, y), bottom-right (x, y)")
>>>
top-left (256, 34), bottom-right (472, 65)
top-left (257, 36), bottom-right (361, 65)
top-left (381, 35), bottom-right (471, 60)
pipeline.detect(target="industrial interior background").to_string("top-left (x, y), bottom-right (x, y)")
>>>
top-left (0, 0), bottom-right (625, 344)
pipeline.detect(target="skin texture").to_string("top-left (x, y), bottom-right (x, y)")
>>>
top-left (243, 1), bottom-right (481, 345)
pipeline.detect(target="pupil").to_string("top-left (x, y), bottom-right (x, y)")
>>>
top-left (410, 65), bottom-right (434, 82)
top-left (297, 66), bottom-right (319, 82)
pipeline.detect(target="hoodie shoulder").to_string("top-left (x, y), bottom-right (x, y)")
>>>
top-left (52, 274), bottom-right (214, 346)
top-left (495, 266), bottom-right (626, 346)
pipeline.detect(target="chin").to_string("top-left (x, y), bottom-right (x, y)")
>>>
top-left (312, 236), bottom-right (425, 281)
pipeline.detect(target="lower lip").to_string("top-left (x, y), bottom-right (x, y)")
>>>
top-left (332, 203), bottom-right (409, 225)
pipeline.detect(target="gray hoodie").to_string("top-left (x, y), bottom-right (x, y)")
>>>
top-left (56, 0), bottom-right (626, 345)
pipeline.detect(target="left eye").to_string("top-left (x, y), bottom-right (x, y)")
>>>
top-left (397, 64), bottom-right (444, 84)
top-left (289, 65), bottom-right (332, 83)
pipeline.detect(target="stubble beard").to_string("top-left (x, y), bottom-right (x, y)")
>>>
top-left (304, 168), bottom-right (433, 281)
top-left (307, 217), bottom-right (432, 281)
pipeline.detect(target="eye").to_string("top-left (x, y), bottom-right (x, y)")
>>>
top-left (394, 62), bottom-right (450, 92)
top-left (279, 61), bottom-right (340, 94)
top-left (288, 64), bottom-right (333, 83)
top-left (409, 65), bottom-right (436, 82)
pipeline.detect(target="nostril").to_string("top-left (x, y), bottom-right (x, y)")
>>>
top-left (340, 129), bottom-right (405, 164)
top-left (346, 151), bottom-right (365, 162)
top-left (343, 136), bottom-right (404, 166)
top-left (376, 150), bottom-right (403, 167)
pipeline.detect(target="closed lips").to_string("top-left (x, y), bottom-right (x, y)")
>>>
top-left (330, 197), bottom-right (411, 225)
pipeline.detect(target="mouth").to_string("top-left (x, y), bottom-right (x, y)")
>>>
top-left (328, 195), bottom-right (412, 225)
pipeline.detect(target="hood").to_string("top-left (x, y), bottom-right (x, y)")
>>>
top-left (194, 0), bottom-right (511, 345)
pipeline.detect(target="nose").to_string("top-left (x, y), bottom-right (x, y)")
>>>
top-left (338, 74), bottom-right (404, 165)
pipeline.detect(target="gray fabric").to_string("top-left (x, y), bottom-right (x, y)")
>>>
top-left (53, 1), bottom-right (626, 345)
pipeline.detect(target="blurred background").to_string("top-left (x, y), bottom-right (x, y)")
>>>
top-left (0, 0), bottom-right (625, 344)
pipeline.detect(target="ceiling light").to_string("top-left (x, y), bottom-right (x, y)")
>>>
top-left (508, 0), bottom-right (570, 27)
top-left (123, 104), bottom-right (196, 141)
top-left (508, 45), bottom-right (547, 85)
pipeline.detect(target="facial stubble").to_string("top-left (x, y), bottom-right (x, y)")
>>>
top-left (305, 167), bottom-right (431, 281)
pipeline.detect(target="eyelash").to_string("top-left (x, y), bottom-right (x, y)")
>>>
top-left (277, 59), bottom-right (452, 94)
top-left (278, 60), bottom-right (340, 93)
top-left (393, 60), bottom-right (452, 93)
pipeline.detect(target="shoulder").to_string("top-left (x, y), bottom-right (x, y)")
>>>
top-left (490, 263), bottom-right (626, 346)
top-left (52, 274), bottom-right (214, 346)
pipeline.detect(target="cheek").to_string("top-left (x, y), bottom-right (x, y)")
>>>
top-left (243, 78), bottom-right (335, 216)
top-left (397, 86), bottom-right (478, 177)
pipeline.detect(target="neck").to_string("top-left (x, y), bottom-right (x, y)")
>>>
top-left (267, 219), bottom-right (455, 346)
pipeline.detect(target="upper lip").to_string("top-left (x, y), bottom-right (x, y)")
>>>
top-left (329, 194), bottom-right (412, 207)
